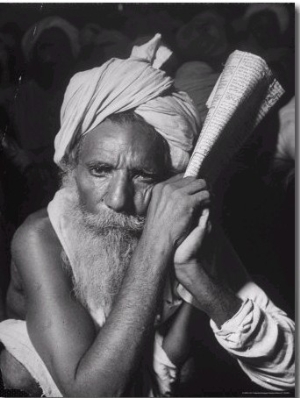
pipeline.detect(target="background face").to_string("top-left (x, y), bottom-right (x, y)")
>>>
top-left (248, 11), bottom-right (281, 49)
top-left (181, 13), bottom-right (229, 61)
top-left (34, 28), bottom-right (73, 66)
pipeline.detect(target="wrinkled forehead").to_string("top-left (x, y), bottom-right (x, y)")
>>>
top-left (79, 119), bottom-right (170, 171)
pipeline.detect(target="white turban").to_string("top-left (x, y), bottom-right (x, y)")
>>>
top-left (54, 34), bottom-right (201, 171)
top-left (22, 16), bottom-right (80, 62)
top-left (243, 4), bottom-right (290, 34)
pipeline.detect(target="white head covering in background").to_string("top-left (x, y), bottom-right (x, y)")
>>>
top-left (54, 33), bottom-right (201, 172)
top-left (241, 4), bottom-right (290, 34)
top-left (176, 11), bottom-right (228, 62)
top-left (22, 16), bottom-right (80, 61)
top-left (175, 61), bottom-right (220, 123)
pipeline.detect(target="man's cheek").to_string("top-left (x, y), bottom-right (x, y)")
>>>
top-left (77, 178), bottom-right (107, 212)
top-left (80, 190), bottom-right (102, 213)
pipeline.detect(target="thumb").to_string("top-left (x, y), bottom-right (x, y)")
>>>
top-left (189, 208), bottom-right (210, 248)
top-left (198, 208), bottom-right (210, 230)
top-left (178, 208), bottom-right (210, 258)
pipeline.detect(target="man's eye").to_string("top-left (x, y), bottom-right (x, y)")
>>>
top-left (134, 172), bottom-right (157, 183)
top-left (89, 165), bottom-right (111, 176)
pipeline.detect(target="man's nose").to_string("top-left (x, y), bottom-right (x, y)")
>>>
top-left (104, 172), bottom-right (133, 213)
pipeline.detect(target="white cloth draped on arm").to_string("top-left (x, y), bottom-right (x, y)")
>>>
top-left (153, 274), bottom-right (294, 394)
top-left (209, 281), bottom-right (295, 391)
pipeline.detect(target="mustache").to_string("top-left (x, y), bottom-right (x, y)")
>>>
top-left (79, 204), bottom-right (145, 234)
top-left (65, 201), bottom-right (141, 320)
top-left (61, 170), bottom-right (145, 234)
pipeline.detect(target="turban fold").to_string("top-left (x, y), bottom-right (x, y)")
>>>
top-left (54, 34), bottom-right (201, 171)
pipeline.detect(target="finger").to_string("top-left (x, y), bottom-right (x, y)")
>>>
top-left (198, 209), bottom-right (212, 234)
top-left (178, 179), bottom-right (207, 195)
top-left (167, 176), bottom-right (197, 190)
top-left (165, 173), bottom-right (185, 183)
top-left (168, 177), bottom-right (206, 193)
top-left (191, 190), bottom-right (210, 207)
top-left (159, 175), bottom-right (198, 191)
top-left (189, 209), bottom-right (210, 245)
top-left (179, 210), bottom-right (209, 256)
top-left (198, 208), bottom-right (210, 228)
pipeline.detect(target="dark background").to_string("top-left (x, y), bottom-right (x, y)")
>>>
top-left (0, 3), bottom-right (296, 397)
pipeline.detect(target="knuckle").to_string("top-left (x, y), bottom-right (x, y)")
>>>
top-left (164, 183), bottom-right (175, 196)
top-left (201, 190), bottom-right (210, 199)
top-left (171, 188), bottom-right (181, 200)
top-left (153, 182), bottom-right (163, 192)
top-left (197, 179), bottom-right (207, 189)
top-left (184, 176), bottom-right (197, 183)
top-left (186, 205), bottom-right (194, 215)
top-left (198, 192), bottom-right (210, 204)
top-left (152, 181), bottom-right (165, 195)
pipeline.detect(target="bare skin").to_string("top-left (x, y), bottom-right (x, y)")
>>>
top-left (3, 120), bottom-right (248, 396)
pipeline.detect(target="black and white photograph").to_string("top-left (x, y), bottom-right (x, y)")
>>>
top-left (0, 2), bottom-right (296, 397)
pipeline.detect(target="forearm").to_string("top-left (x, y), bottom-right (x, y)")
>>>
top-left (67, 232), bottom-right (173, 396)
top-left (180, 278), bottom-right (295, 390)
top-left (6, 284), bottom-right (26, 320)
top-left (211, 281), bottom-right (295, 390)
top-left (150, 302), bottom-right (197, 396)
top-left (179, 264), bottom-right (242, 328)
top-left (174, 218), bottom-right (295, 390)
top-left (162, 302), bottom-right (194, 367)
top-left (23, 174), bottom-right (207, 396)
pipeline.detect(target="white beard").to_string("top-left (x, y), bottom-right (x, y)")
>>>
top-left (61, 172), bottom-right (145, 318)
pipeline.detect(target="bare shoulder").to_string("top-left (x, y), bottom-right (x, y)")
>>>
top-left (12, 208), bottom-right (58, 248)
top-left (11, 208), bottom-right (62, 270)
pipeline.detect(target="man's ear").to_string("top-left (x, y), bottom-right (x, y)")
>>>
top-left (59, 164), bottom-right (77, 189)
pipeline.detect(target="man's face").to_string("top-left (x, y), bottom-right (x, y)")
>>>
top-left (75, 119), bottom-right (169, 217)
top-left (34, 28), bottom-right (73, 67)
top-left (179, 12), bottom-right (228, 62)
top-left (248, 11), bottom-right (281, 49)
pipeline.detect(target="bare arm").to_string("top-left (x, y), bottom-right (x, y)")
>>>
top-left (6, 261), bottom-right (27, 320)
top-left (173, 215), bottom-right (247, 327)
top-left (13, 176), bottom-right (207, 397)
top-left (157, 215), bottom-right (244, 379)
top-left (161, 302), bottom-right (195, 367)
top-left (173, 218), bottom-right (295, 390)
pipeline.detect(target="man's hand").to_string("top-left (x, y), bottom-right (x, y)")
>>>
top-left (143, 174), bottom-right (210, 252)
top-left (174, 207), bottom-right (210, 267)
top-left (170, 190), bottom-right (243, 329)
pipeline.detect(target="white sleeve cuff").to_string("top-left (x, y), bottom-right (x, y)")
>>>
top-left (210, 298), bottom-right (251, 333)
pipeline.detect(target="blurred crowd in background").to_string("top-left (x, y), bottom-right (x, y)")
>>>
top-left (0, 2), bottom-right (295, 365)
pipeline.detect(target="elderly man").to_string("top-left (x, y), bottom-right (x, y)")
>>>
top-left (0, 35), bottom-right (295, 397)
